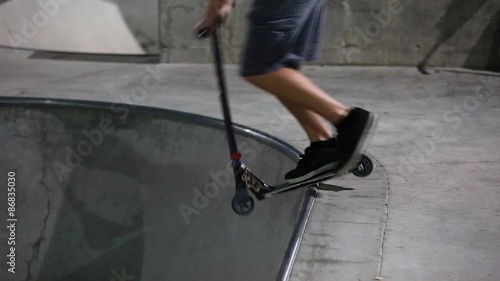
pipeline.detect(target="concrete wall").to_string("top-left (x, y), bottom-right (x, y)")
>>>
top-left (159, 0), bottom-right (500, 71)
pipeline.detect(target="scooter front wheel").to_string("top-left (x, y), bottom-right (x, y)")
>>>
top-left (231, 195), bottom-right (254, 216)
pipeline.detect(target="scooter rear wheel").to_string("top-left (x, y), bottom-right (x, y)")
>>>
top-left (352, 154), bottom-right (373, 177)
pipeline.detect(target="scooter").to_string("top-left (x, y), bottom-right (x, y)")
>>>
top-left (200, 30), bottom-right (373, 216)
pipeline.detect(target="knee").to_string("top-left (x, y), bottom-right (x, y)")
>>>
top-left (241, 74), bottom-right (261, 85)
top-left (241, 75), bottom-right (252, 83)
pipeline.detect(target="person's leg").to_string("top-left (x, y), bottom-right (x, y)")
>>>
top-left (244, 68), bottom-right (350, 127)
top-left (241, 0), bottom-right (377, 183)
top-left (277, 96), bottom-right (333, 142)
top-left (242, 0), bottom-right (347, 133)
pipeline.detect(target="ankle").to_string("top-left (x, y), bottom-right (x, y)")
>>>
top-left (311, 138), bottom-right (336, 148)
top-left (331, 107), bottom-right (350, 126)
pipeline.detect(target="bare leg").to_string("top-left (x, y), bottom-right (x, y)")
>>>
top-left (244, 68), bottom-right (350, 129)
top-left (277, 97), bottom-right (333, 142)
top-left (243, 67), bottom-right (379, 183)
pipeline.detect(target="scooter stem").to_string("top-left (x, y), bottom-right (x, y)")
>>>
top-left (210, 30), bottom-right (241, 162)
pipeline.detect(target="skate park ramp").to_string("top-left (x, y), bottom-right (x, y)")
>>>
top-left (0, 0), bottom-right (145, 54)
top-left (0, 97), bottom-right (313, 281)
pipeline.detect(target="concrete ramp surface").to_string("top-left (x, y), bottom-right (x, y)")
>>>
top-left (0, 0), bottom-right (144, 54)
top-left (0, 98), bottom-right (313, 281)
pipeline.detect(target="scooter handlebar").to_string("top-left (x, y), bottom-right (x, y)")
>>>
top-left (197, 29), bottom-right (210, 39)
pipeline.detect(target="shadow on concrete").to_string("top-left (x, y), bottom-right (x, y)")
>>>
top-left (464, 9), bottom-right (500, 72)
top-left (317, 184), bottom-right (354, 192)
top-left (27, 51), bottom-right (160, 64)
top-left (109, 0), bottom-right (160, 54)
top-left (417, 0), bottom-right (500, 74)
top-left (37, 134), bottom-right (149, 281)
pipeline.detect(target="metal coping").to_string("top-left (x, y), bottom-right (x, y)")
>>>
top-left (0, 96), bottom-right (314, 281)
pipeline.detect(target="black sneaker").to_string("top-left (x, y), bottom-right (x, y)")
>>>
top-left (285, 140), bottom-right (341, 184)
top-left (335, 107), bottom-right (378, 175)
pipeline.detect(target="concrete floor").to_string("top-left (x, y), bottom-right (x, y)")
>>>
top-left (0, 48), bottom-right (499, 281)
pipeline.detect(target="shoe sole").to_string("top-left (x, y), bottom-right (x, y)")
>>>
top-left (285, 160), bottom-right (340, 184)
top-left (335, 112), bottom-right (379, 177)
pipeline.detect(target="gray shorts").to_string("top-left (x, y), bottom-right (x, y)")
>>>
top-left (240, 0), bottom-right (325, 77)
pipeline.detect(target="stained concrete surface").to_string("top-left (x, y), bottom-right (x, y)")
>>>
top-left (0, 101), bottom-right (309, 281)
top-left (0, 47), bottom-right (499, 281)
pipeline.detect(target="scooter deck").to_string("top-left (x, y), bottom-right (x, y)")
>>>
top-left (263, 170), bottom-right (342, 198)
top-left (241, 153), bottom-right (373, 201)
